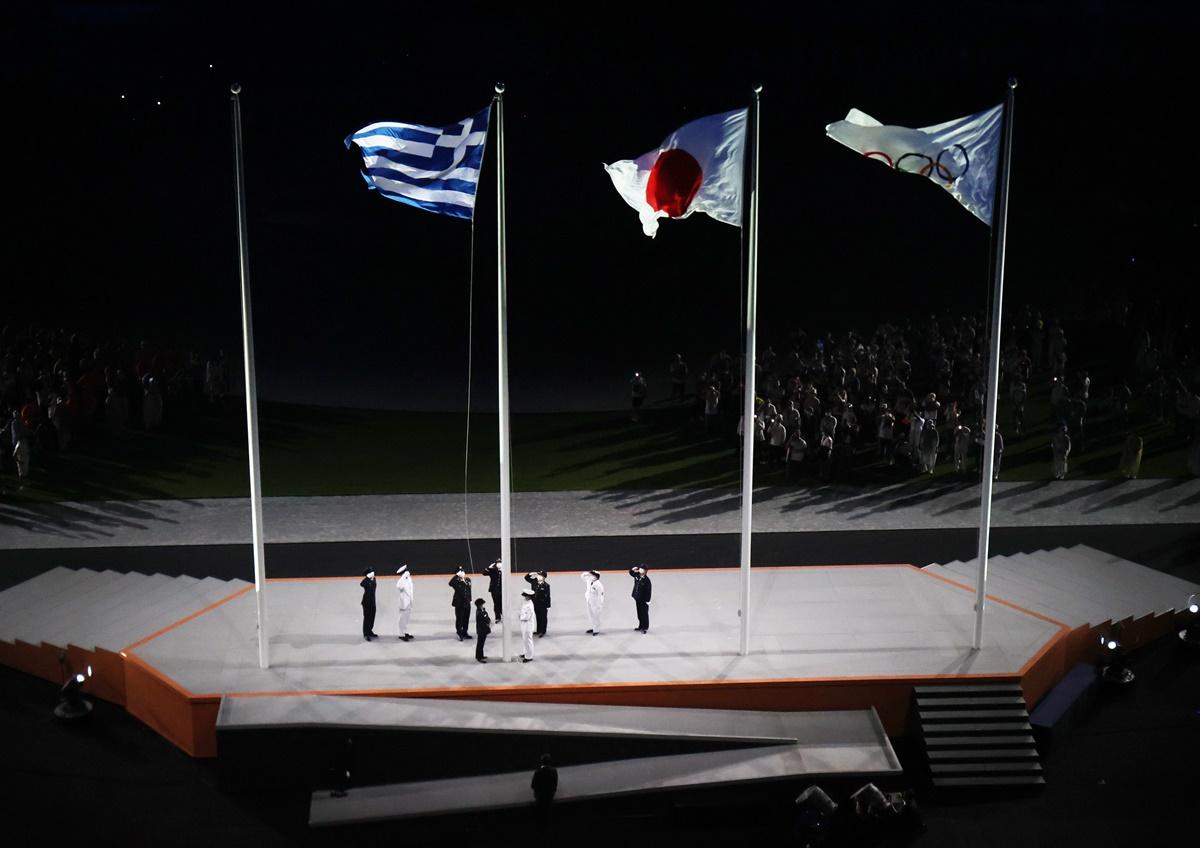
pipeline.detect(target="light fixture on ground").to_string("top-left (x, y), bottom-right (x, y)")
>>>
top-left (1179, 594), bottom-right (1200, 647)
top-left (54, 665), bottom-right (94, 720)
top-left (1099, 634), bottom-right (1134, 685)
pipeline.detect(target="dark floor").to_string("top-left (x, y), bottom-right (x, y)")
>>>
top-left (3, 634), bottom-right (1198, 848)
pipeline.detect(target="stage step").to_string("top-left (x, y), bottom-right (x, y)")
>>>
top-left (923, 735), bottom-right (1037, 749)
top-left (926, 748), bottom-right (1039, 761)
top-left (932, 775), bottom-right (1046, 788)
top-left (0, 567), bottom-right (250, 655)
top-left (912, 682), bottom-right (1043, 796)
top-left (929, 547), bottom-right (1200, 628)
top-left (916, 696), bottom-right (1026, 708)
top-left (929, 761), bottom-right (1042, 774)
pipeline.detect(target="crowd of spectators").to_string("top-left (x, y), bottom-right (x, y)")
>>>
top-left (649, 301), bottom-right (1200, 483)
top-left (0, 325), bottom-right (232, 486)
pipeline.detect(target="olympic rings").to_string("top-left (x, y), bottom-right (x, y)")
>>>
top-left (863, 145), bottom-right (970, 185)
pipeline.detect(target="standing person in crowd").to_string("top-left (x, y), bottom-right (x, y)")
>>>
top-left (1010, 379), bottom-right (1027, 436)
top-left (450, 568), bottom-right (473, 641)
top-left (1051, 424), bottom-right (1072, 480)
top-left (583, 570), bottom-right (604, 635)
top-left (953, 423), bottom-right (972, 474)
top-left (519, 590), bottom-right (536, 662)
top-left (359, 569), bottom-right (378, 642)
top-left (785, 429), bottom-right (807, 482)
top-left (919, 416), bottom-right (940, 475)
top-left (474, 598), bottom-right (491, 663)
top-left (703, 379), bottom-right (720, 433)
top-left (768, 415), bottom-right (787, 465)
top-left (484, 558), bottom-right (503, 622)
top-left (525, 571), bottom-right (551, 637)
top-left (877, 402), bottom-right (895, 466)
top-left (630, 565), bottom-right (652, 633)
top-left (991, 427), bottom-right (1005, 480)
top-left (1119, 432), bottom-right (1143, 479)
top-left (395, 564), bottom-right (414, 641)
top-left (669, 354), bottom-right (688, 401)
top-left (629, 371), bottom-right (647, 423)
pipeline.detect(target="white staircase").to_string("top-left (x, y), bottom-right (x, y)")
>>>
top-left (924, 545), bottom-right (1198, 627)
top-left (0, 567), bottom-right (250, 653)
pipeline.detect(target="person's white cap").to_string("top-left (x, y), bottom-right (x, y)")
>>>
top-left (396, 564), bottom-right (408, 575)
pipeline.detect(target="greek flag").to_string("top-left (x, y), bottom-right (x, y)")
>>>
top-left (345, 105), bottom-right (490, 220)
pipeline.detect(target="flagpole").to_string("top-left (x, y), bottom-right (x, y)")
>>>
top-left (738, 85), bottom-right (762, 657)
top-left (230, 84), bottom-right (269, 670)
top-left (494, 82), bottom-right (514, 663)
top-left (973, 78), bottom-right (1017, 651)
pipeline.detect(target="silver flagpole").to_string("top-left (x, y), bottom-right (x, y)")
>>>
top-left (494, 83), bottom-right (514, 663)
top-left (973, 78), bottom-right (1017, 651)
top-left (230, 83), bottom-right (270, 670)
top-left (738, 86), bottom-right (762, 657)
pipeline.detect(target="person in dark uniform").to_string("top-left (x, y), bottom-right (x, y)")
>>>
top-left (630, 565), bottom-right (652, 633)
top-left (449, 568), bottom-right (472, 641)
top-left (474, 597), bottom-right (491, 663)
top-left (484, 558), bottom-right (503, 622)
top-left (525, 571), bottom-right (552, 637)
top-left (531, 753), bottom-right (558, 805)
top-left (359, 569), bottom-right (378, 641)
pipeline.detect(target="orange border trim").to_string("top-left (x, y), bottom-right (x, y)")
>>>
top-left (123, 584), bottom-right (254, 652)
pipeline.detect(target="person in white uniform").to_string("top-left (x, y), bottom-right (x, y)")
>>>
top-left (582, 570), bottom-right (604, 635)
top-left (395, 564), bottom-right (414, 641)
top-left (519, 590), bottom-right (536, 662)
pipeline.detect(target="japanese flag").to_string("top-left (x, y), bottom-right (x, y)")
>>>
top-left (605, 109), bottom-right (748, 238)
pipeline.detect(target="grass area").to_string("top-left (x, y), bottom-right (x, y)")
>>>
top-left (0, 390), bottom-right (1191, 503)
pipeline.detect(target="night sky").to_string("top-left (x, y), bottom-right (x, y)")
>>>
top-left (8, 1), bottom-right (1199, 410)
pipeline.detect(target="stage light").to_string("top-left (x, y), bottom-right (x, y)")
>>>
top-left (1099, 634), bottom-right (1134, 685)
top-left (1180, 594), bottom-right (1200, 647)
top-left (54, 665), bottom-right (94, 720)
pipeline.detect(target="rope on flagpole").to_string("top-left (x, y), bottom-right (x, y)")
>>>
top-left (463, 218), bottom-right (477, 573)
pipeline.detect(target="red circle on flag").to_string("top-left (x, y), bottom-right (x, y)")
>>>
top-left (645, 148), bottom-right (702, 218)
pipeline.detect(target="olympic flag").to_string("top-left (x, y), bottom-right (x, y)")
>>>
top-left (825, 103), bottom-right (1002, 225)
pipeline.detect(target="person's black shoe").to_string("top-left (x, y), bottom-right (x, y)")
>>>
top-left (402, 634), bottom-right (413, 641)
top-left (586, 629), bottom-right (593, 634)
top-left (522, 657), bottom-right (532, 663)
top-left (458, 634), bottom-right (464, 641)
top-left (477, 657), bottom-right (487, 663)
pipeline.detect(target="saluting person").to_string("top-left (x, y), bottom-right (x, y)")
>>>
top-left (449, 568), bottom-right (473, 641)
top-left (484, 558), bottom-right (503, 622)
top-left (630, 565), bottom-right (652, 633)
top-left (525, 571), bottom-right (551, 637)
top-left (359, 569), bottom-right (378, 641)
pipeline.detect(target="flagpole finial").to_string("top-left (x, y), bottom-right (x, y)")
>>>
top-left (1007, 77), bottom-right (1018, 90)
top-left (494, 82), bottom-right (506, 95)
top-left (230, 83), bottom-right (242, 96)
top-left (752, 83), bottom-right (763, 96)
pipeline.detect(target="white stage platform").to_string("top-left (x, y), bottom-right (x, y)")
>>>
top-left (131, 565), bottom-right (1065, 698)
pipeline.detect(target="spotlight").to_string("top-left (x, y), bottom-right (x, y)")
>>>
top-left (1099, 634), bottom-right (1134, 685)
top-left (1180, 594), bottom-right (1200, 647)
top-left (54, 664), bottom-right (94, 720)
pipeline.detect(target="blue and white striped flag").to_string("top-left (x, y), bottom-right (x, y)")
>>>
top-left (345, 105), bottom-right (490, 220)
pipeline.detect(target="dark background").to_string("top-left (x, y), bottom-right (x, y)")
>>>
top-left (7, 1), bottom-right (1199, 410)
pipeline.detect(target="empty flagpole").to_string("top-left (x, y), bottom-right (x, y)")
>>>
top-left (738, 85), bottom-right (763, 657)
top-left (494, 83), bottom-right (514, 663)
top-left (230, 84), bottom-right (269, 670)
top-left (973, 78), bottom-right (1018, 651)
